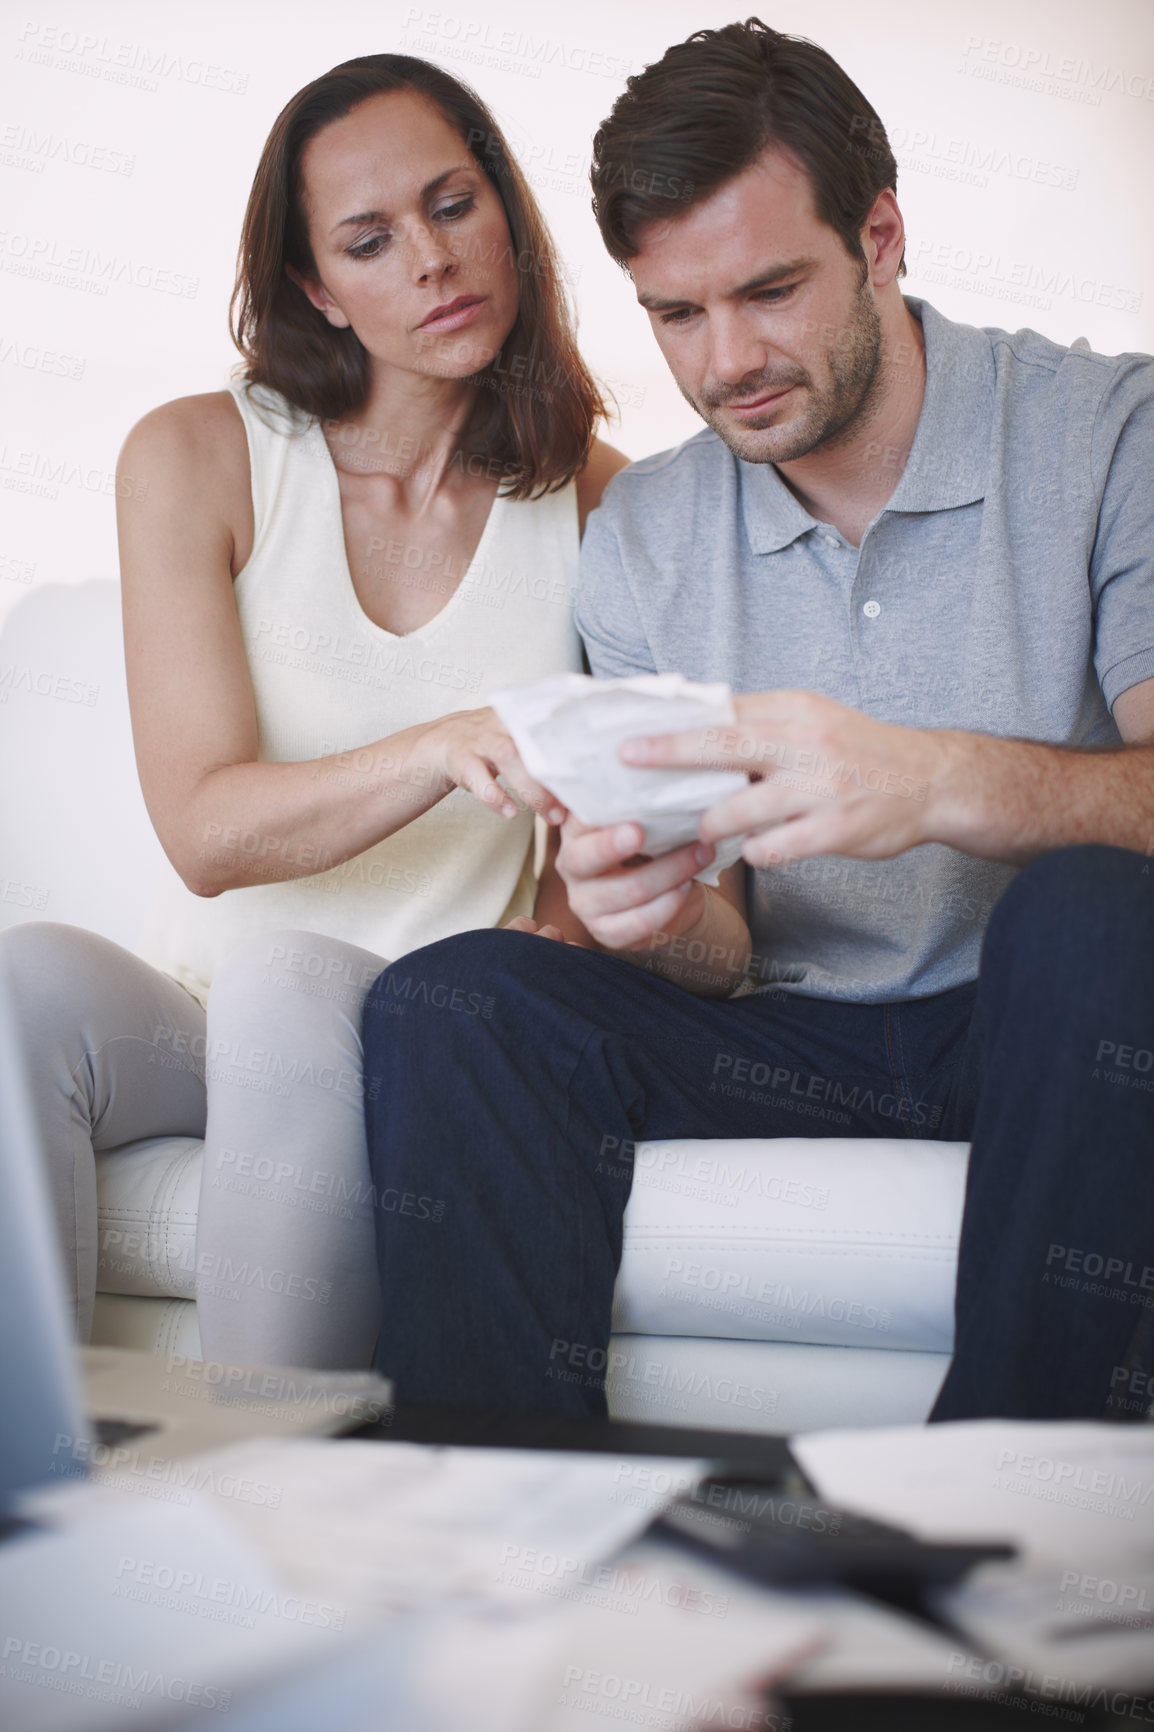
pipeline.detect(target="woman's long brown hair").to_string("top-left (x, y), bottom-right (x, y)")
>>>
top-left (231, 54), bottom-right (605, 498)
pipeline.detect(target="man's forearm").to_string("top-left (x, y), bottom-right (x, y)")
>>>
top-left (621, 881), bottom-right (752, 997)
top-left (932, 732), bottom-right (1154, 865)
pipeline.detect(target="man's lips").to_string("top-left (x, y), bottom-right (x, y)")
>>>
top-left (418, 295), bottom-right (486, 332)
top-left (725, 384), bottom-right (797, 417)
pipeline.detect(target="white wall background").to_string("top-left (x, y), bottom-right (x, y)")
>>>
top-left (1, 0), bottom-right (1152, 611)
top-left (0, 0), bottom-right (1151, 937)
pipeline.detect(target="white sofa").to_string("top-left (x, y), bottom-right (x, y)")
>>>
top-left (1, 581), bottom-right (968, 1434)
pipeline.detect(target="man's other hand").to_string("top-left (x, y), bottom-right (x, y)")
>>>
top-left (555, 816), bottom-right (716, 951)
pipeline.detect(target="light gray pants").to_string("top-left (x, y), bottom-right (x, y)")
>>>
top-left (0, 922), bottom-right (386, 1370)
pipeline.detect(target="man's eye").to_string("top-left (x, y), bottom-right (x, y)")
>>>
top-left (348, 234), bottom-right (389, 260)
top-left (658, 308), bottom-right (697, 326)
top-left (754, 285), bottom-right (796, 303)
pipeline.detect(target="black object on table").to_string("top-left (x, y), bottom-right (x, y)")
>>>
top-left (350, 1399), bottom-right (808, 1485)
top-left (654, 1484), bottom-right (1014, 1615)
top-left (778, 1691), bottom-right (1121, 1730)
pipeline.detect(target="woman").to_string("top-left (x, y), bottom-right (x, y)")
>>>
top-left (1, 53), bottom-right (624, 1370)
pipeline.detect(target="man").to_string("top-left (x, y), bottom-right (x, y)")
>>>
top-left (362, 20), bottom-right (1154, 1422)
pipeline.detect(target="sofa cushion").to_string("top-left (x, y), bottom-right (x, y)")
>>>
top-left (92, 1292), bottom-right (204, 1360)
top-left (97, 1137), bottom-right (201, 1299)
top-left (98, 1133), bottom-right (968, 1355)
top-left (604, 1334), bottom-right (949, 1432)
top-left (612, 1137), bottom-right (967, 1353)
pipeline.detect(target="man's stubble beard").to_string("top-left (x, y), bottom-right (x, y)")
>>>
top-left (685, 267), bottom-right (885, 466)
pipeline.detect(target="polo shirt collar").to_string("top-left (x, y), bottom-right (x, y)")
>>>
top-left (740, 295), bottom-right (994, 554)
top-left (740, 461), bottom-right (816, 555)
top-left (884, 296), bottom-right (993, 514)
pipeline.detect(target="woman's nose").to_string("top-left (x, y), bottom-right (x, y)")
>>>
top-left (411, 225), bottom-right (457, 284)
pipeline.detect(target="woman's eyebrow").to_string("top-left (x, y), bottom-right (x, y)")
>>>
top-left (330, 166), bottom-right (475, 235)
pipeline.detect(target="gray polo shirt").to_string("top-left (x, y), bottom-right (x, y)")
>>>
top-left (576, 296), bottom-right (1154, 1002)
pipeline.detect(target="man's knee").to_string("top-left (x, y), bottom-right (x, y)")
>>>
top-left (364, 928), bottom-right (574, 1037)
top-left (985, 845), bottom-right (1154, 960)
top-left (363, 929), bottom-right (509, 1045)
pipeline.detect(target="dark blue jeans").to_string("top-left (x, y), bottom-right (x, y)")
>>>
top-left (362, 846), bottom-right (1154, 1422)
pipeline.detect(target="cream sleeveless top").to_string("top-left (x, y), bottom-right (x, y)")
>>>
top-left (139, 382), bottom-right (582, 1003)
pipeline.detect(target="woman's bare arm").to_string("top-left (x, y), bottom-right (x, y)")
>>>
top-left (117, 394), bottom-right (552, 897)
top-left (576, 437), bottom-right (630, 534)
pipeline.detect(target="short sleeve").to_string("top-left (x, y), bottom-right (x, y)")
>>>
top-left (1089, 361), bottom-right (1154, 711)
top-left (575, 487), bottom-right (658, 681)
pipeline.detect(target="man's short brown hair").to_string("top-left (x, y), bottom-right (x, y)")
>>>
top-left (591, 17), bottom-right (905, 277)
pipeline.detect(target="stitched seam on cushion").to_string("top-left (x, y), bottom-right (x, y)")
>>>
top-left (623, 1225), bottom-right (957, 1240)
top-left (621, 1243), bottom-right (955, 1261)
top-left (153, 1144), bottom-right (200, 1292)
top-left (97, 1204), bottom-right (151, 1289)
top-left (97, 1203), bottom-right (196, 1289)
top-left (148, 1170), bottom-right (168, 1293)
top-left (98, 1204), bottom-right (196, 1222)
top-left (160, 1305), bottom-right (180, 1357)
top-left (151, 1158), bottom-right (185, 1294)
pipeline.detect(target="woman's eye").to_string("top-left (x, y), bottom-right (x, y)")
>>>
top-left (348, 233), bottom-right (389, 260)
top-left (345, 194), bottom-right (474, 259)
top-left (436, 195), bottom-right (475, 222)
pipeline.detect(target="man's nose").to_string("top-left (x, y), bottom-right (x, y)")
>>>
top-left (706, 312), bottom-right (770, 388)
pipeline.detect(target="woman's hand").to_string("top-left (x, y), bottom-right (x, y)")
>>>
top-left (420, 708), bottom-right (566, 823)
top-left (503, 916), bottom-right (569, 941)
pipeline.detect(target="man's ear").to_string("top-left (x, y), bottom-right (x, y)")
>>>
top-left (861, 189), bottom-right (905, 290)
top-left (285, 262), bottom-right (352, 330)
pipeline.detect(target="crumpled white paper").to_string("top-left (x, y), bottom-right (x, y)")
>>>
top-left (490, 672), bottom-right (749, 874)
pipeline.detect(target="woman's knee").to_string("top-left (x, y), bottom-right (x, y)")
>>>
top-left (209, 928), bottom-right (382, 1036)
top-left (0, 921), bottom-right (123, 1006)
top-left (208, 932), bottom-right (388, 1126)
top-left (0, 922), bottom-right (203, 1065)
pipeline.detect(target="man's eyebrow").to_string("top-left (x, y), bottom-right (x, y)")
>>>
top-left (331, 166), bottom-right (474, 234)
top-left (733, 257), bottom-right (816, 295)
top-left (636, 257), bottom-right (816, 311)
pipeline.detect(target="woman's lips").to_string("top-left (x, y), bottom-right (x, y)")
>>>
top-left (418, 296), bottom-right (487, 333)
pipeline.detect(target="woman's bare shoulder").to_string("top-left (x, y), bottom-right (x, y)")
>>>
top-left (116, 391), bottom-right (253, 569)
top-left (119, 389), bottom-right (246, 470)
top-left (576, 437), bottom-right (631, 533)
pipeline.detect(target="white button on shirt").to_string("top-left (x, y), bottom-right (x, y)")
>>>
top-left (863, 599), bottom-right (882, 618)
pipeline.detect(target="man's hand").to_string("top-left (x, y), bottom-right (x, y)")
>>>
top-left (555, 816), bottom-right (715, 951)
top-left (620, 690), bottom-right (944, 867)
